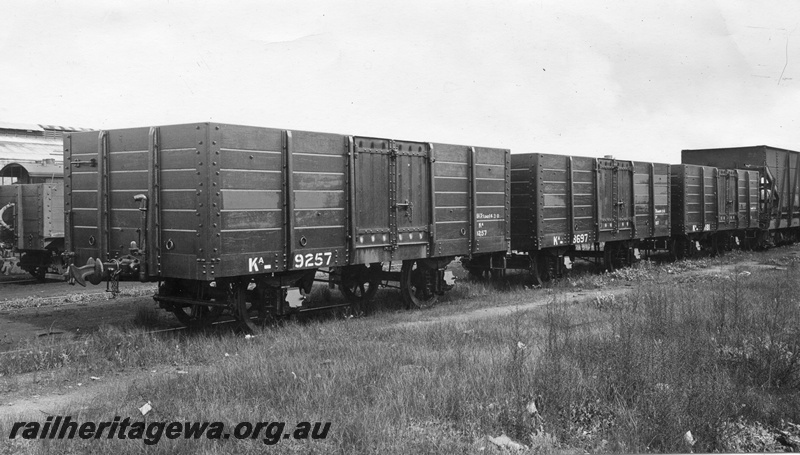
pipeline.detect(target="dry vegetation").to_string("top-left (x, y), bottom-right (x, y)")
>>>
top-left (1, 248), bottom-right (800, 453)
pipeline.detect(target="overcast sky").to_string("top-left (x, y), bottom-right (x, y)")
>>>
top-left (1, 0), bottom-right (798, 163)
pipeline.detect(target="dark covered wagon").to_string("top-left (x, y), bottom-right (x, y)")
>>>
top-left (0, 161), bottom-right (65, 279)
top-left (63, 123), bottom-right (509, 330)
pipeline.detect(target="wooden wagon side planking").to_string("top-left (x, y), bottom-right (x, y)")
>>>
top-left (464, 152), bottom-right (671, 283)
top-left (670, 163), bottom-right (760, 257)
top-left (63, 123), bottom-right (509, 330)
top-left (682, 145), bottom-right (800, 246)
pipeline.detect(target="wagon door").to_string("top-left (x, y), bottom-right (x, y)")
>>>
top-left (351, 137), bottom-right (431, 264)
top-left (717, 169), bottom-right (737, 230)
top-left (596, 158), bottom-right (633, 239)
top-left (739, 170), bottom-right (760, 229)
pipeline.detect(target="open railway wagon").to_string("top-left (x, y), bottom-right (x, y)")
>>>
top-left (462, 153), bottom-right (670, 284)
top-left (64, 123), bottom-right (510, 331)
top-left (0, 160), bottom-right (65, 279)
top-left (682, 145), bottom-right (799, 246)
top-left (670, 163), bottom-right (760, 257)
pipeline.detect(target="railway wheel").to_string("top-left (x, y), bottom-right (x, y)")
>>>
top-left (490, 267), bottom-right (505, 280)
top-left (340, 264), bottom-right (381, 314)
top-left (604, 242), bottom-right (631, 272)
top-left (670, 237), bottom-right (693, 260)
top-left (710, 233), bottom-right (729, 256)
top-left (465, 266), bottom-right (484, 279)
top-left (224, 280), bottom-right (257, 334)
top-left (461, 257), bottom-right (486, 280)
top-left (541, 254), bottom-right (560, 281)
top-left (171, 304), bottom-right (224, 329)
top-left (254, 286), bottom-right (285, 325)
top-left (528, 254), bottom-right (544, 286)
top-left (25, 266), bottom-right (47, 281)
top-left (400, 259), bottom-right (438, 309)
top-left (741, 236), bottom-right (757, 251)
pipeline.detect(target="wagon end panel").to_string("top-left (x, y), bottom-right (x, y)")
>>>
top-left (214, 124), bottom-right (285, 278)
top-left (64, 130), bottom-right (98, 266)
top-left (18, 185), bottom-right (43, 250)
top-left (510, 154), bottom-right (534, 251)
top-left (105, 128), bottom-right (153, 267)
top-left (66, 128), bottom-right (154, 268)
top-left (287, 130), bottom-right (348, 271)
top-left (673, 164), bottom-right (716, 235)
top-left (472, 147), bottom-right (509, 255)
top-left (44, 183), bottom-right (65, 242)
top-left (430, 144), bottom-right (508, 258)
top-left (632, 162), bottom-right (670, 240)
top-left (432, 144), bottom-right (470, 257)
top-left (153, 124), bottom-right (210, 280)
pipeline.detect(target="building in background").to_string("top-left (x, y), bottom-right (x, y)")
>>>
top-left (0, 122), bottom-right (90, 184)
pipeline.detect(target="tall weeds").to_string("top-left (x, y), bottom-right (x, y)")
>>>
top-left (531, 264), bottom-right (800, 452)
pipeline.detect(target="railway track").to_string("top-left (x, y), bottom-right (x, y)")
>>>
top-left (0, 315), bottom-right (250, 357)
top-left (0, 278), bottom-right (40, 285)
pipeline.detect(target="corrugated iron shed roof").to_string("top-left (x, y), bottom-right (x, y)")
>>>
top-left (0, 138), bottom-right (62, 162)
top-left (0, 121), bottom-right (91, 132)
top-left (39, 124), bottom-right (93, 132)
top-left (0, 121), bottom-right (44, 131)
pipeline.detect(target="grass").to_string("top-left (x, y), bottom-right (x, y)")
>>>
top-left (530, 261), bottom-right (800, 453)
top-left (0, 246), bottom-right (798, 453)
top-left (1, 314), bottom-right (552, 454)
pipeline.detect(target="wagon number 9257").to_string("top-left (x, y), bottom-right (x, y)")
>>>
top-left (294, 252), bottom-right (333, 268)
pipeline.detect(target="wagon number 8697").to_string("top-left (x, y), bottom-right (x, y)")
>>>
top-left (573, 233), bottom-right (589, 244)
top-left (294, 252), bottom-right (333, 268)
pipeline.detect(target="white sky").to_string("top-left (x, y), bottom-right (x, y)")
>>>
top-left (1, 0), bottom-right (799, 163)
